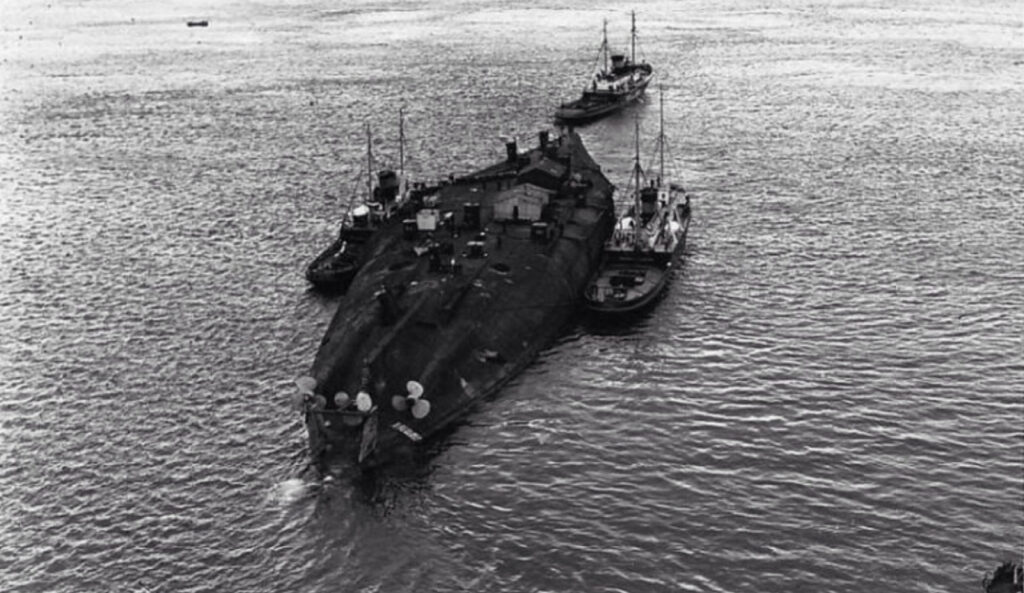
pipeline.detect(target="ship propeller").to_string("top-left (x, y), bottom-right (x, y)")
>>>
top-left (334, 391), bottom-right (350, 408)
top-left (355, 391), bottom-right (373, 413)
top-left (391, 380), bottom-right (431, 419)
top-left (295, 376), bottom-right (317, 395)
top-left (411, 398), bottom-right (431, 419)
top-left (292, 376), bottom-right (317, 410)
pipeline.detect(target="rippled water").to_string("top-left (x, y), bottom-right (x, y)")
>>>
top-left (2, 1), bottom-right (1022, 592)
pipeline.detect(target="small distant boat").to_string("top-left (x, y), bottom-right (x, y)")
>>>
top-left (584, 90), bottom-right (692, 315)
top-left (186, 20), bottom-right (209, 28)
top-left (306, 112), bottom-right (413, 293)
top-left (554, 11), bottom-right (654, 125)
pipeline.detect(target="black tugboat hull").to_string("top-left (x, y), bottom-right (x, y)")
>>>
top-left (554, 77), bottom-right (652, 125)
top-left (583, 210), bottom-right (690, 315)
top-left (555, 99), bottom-right (626, 125)
top-left (305, 226), bottom-right (379, 294)
top-left (300, 131), bottom-right (615, 467)
top-left (305, 266), bottom-right (358, 294)
top-left (584, 260), bottom-right (671, 314)
top-left (305, 239), bottom-right (358, 293)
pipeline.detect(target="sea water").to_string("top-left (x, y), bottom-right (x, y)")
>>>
top-left (1, 1), bottom-right (1021, 591)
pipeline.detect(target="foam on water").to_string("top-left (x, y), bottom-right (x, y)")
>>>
top-left (272, 477), bottom-right (316, 505)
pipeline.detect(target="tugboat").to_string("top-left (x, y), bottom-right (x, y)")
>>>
top-left (584, 90), bottom-right (691, 315)
top-left (554, 11), bottom-right (654, 125)
top-left (305, 112), bottom-right (412, 293)
top-left (294, 130), bottom-right (615, 466)
top-left (983, 561), bottom-right (1023, 593)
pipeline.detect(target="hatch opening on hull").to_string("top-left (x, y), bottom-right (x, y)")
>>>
top-left (402, 219), bottom-right (418, 240)
top-left (530, 222), bottom-right (550, 243)
top-left (467, 241), bottom-right (486, 259)
top-left (462, 203), bottom-right (481, 230)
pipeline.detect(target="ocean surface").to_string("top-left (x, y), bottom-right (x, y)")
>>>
top-left (1, 1), bottom-right (1022, 591)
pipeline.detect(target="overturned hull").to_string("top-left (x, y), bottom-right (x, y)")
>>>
top-left (298, 131), bottom-right (615, 466)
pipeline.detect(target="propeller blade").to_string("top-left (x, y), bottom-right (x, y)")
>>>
top-left (411, 398), bottom-right (431, 419)
top-left (391, 395), bottom-right (408, 411)
top-left (355, 391), bottom-right (373, 412)
top-left (334, 391), bottom-right (350, 408)
top-left (295, 376), bottom-right (317, 395)
top-left (406, 380), bottom-right (424, 399)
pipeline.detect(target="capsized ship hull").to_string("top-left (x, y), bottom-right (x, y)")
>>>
top-left (298, 131), bottom-right (615, 466)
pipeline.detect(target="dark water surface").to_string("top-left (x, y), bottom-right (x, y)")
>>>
top-left (1, 1), bottom-right (1021, 592)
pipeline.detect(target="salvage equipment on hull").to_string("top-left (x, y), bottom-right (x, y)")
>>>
top-left (295, 130), bottom-right (615, 466)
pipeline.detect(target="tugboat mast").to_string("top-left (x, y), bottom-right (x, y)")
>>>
top-left (631, 10), bottom-right (636, 64)
top-left (633, 116), bottom-right (642, 239)
top-left (659, 87), bottom-right (665, 182)
top-left (602, 19), bottom-right (609, 73)
top-left (398, 107), bottom-right (405, 179)
top-left (365, 123), bottom-right (373, 199)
